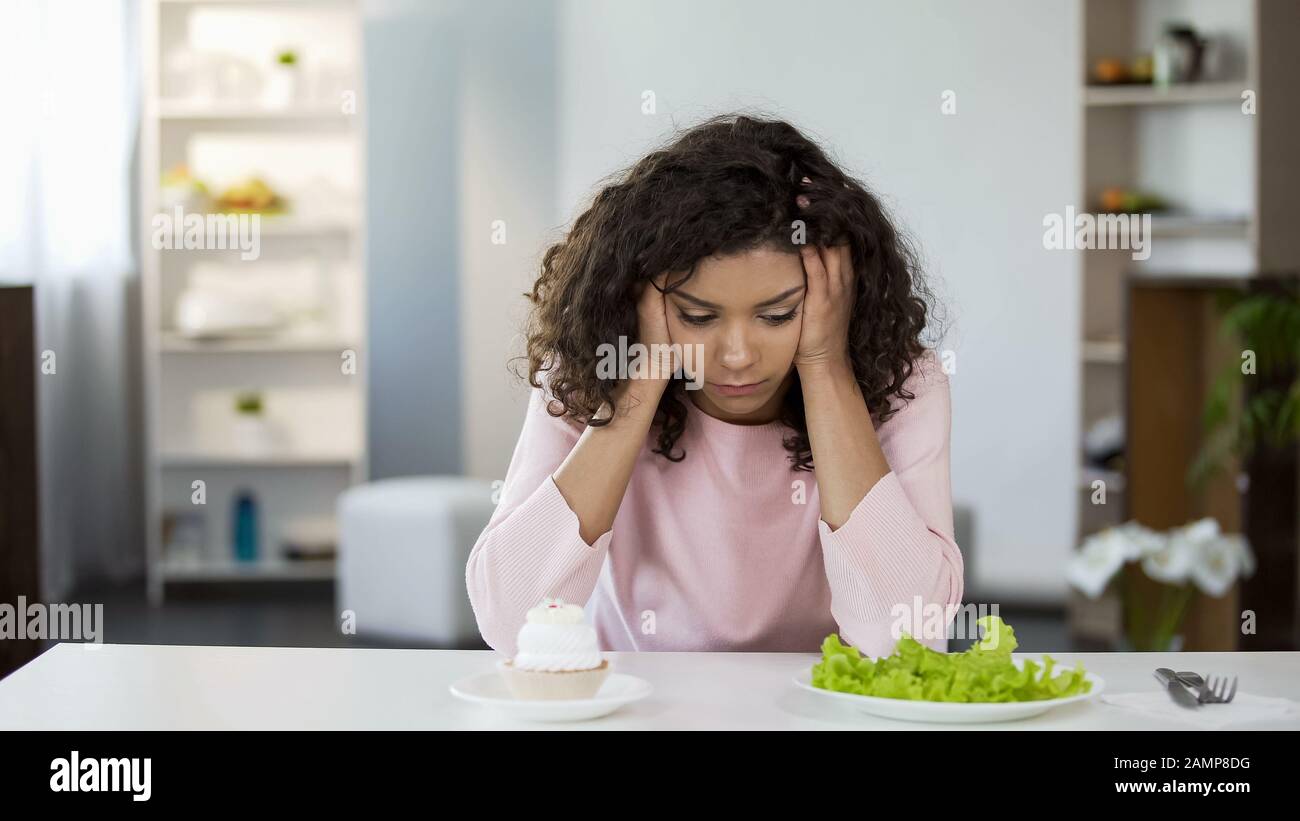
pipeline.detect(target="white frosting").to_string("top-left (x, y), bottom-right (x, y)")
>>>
top-left (513, 598), bottom-right (603, 671)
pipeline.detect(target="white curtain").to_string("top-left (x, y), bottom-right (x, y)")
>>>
top-left (0, 0), bottom-right (142, 600)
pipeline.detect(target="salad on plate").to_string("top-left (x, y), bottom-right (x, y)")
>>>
top-left (811, 615), bottom-right (1092, 703)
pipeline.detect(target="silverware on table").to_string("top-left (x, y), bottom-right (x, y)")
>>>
top-left (1154, 667), bottom-right (1202, 709)
top-left (1174, 671), bottom-right (1238, 704)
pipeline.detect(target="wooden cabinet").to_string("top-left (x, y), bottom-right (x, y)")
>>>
top-left (1126, 275), bottom-right (1299, 650)
top-left (0, 286), bottom-right (40, 679)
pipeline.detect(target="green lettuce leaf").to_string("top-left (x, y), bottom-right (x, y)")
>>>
top-left (810, 615), bottom-right (1092, 702)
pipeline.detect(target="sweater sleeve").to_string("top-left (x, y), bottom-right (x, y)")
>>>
top-left (817, 352), bottom-right (965, 658)
top-left (464, 383), bottom-right (613, 656)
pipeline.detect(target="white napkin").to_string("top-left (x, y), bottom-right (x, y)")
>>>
top-left (1100, 690), bottom-right (1300, 729)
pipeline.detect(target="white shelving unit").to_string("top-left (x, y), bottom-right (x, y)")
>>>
top-left (1071, 0), bottom-right (1300, 647)
top-left (140, 0), bottom-right (367, 602)
top-left (1076, 0), bottom-right (1264, 547)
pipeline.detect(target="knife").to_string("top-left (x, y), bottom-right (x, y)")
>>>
top-left (1154, 667), bottom-right (1201, 709)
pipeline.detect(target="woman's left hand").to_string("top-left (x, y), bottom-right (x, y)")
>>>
top-left (794, 242), bottom-right (854, 373)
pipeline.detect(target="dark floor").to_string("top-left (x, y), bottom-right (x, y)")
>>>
top-left (67, 579), bottom-right (486, 650)
top-left (59, 580), bottom-right (1072, 654)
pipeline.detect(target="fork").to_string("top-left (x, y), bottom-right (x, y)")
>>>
top-left (1175, 671), bottom-right (1238, 704)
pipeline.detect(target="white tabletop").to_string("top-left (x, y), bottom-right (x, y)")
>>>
top-left (2, 642), bottom-right (1298, 730)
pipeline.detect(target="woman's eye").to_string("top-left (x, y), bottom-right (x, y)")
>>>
top-left (760, 309), bottom-right (799, 326)
top-left (677, 312), bottom-right (715, 326)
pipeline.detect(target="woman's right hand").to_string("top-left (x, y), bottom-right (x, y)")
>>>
top-left (633, 274), bottom-right (676, 382)
top-left (555, 276), bottom-right (675, 542)
top-left (595, 275), bottom-right (674, 422)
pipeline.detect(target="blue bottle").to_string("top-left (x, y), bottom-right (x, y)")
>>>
top-left (233, 491), bottom-right (258, 562)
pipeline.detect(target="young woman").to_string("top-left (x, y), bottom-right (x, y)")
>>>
top-left (466, 114), bottom-right (963, 658)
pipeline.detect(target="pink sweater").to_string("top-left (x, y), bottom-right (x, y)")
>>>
top-left (465, 352), bottom-right (964, 658)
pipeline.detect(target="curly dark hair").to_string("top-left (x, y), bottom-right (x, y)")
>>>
top-left (516, 113), bottom-right (946, 471)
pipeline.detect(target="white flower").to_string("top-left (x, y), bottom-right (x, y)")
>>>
top-left (1225, 533), bottom-right (1256, 578)
top-left (1141, 517), bottom-right (1219, 586)
top-left (1141, 536), bottom-right (1196, 585)
top-left (1067, 527), bottom-right (1134, 599)
top-left (1177, 516), bottom-right (1221, 545)
top-left (1115, 520), bottom-right (1166, 559)
top-left (1191, 539), bottom-right (1236, 597)
top-left (1190, 533), bottom-right (1256, 597)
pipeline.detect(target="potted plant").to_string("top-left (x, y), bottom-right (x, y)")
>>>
top-left (263, 48), bottom-right (302, 109)
top-left (232, 389), bottom-right (276, 455)
top-left (1189, 282), bottom-right (1300, 490)
top-left (1067, 518), bottom-right (1255, 651)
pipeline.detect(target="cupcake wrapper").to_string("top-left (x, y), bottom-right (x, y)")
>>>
top-left (499, 659), bottom-right (611, 700)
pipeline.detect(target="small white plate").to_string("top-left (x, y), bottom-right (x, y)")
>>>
top-left (450, 665), bottom-right (652, 723)
top-left (793, 662), bottom-right (1105, 724)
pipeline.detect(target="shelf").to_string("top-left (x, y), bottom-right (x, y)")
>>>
top-left (257, 214), bottom-right (358, 235)
top-left (160, 452), bottom-right (358, 468)
top-left (151, 211), bottom-right (357, 241)
top-left (160, 332), bottom-right (359, 353)
top-left (1083, 82), bottom-right (1247, 107)
top-left (1082, 338), bottom-right (1125, 365)
top-left (1078, 214), bottom-right (1250, 241)
top-left (1150, 215), bottom-right (1250, 239)
top-left (161, 555), bottom-right (335, 582)
top-left (157, 100), bottom-right (352, 121)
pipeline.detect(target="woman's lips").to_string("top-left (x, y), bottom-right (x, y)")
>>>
top-left (710, 380), bottom-right (765, 397)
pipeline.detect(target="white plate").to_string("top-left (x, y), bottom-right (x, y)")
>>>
top-left (449, 665), bottom-right (652, 723)
top-left (793, 662), bottom-right (1105, 724)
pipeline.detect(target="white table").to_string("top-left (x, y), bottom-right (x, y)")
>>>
top-left (2, 643), bottom-right (1298, 730)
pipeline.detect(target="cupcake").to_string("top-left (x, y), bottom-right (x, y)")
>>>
top-left (499, 598), bottom-right (611, 700)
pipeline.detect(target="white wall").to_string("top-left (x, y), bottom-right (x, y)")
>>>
top-left (364, 0), bottom-right (559, 481)
top-left (549, 0), bottom-right (1082, 602)
top-left (364, 0), bottom-right (464, 478)
top-left (458, 1), bottom-right (558, 480)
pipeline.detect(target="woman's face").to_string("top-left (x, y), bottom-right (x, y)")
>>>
top-left (665, 246), bottom-right (806, 424)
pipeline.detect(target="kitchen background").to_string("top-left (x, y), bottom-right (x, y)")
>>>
top-left (1, 0), bottom-right (1297, 679)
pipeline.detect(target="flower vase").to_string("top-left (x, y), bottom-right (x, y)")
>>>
top-left (264, 63), bottom-right (300, 109)
top-left (1120, 563), bottom-right (1195, 651)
